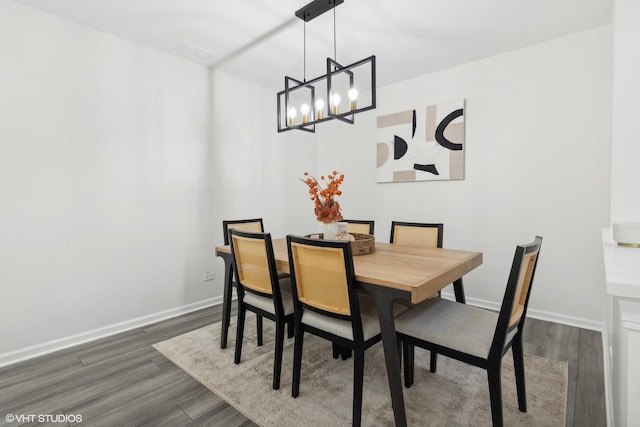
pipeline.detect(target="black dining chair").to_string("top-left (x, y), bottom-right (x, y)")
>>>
top-left (389, 221), bottom-right (443, 247)
top-left (389, 221), bottom-right (445, 371)
top-left (229, 228), bottom-right (295, 390)
top-left (342, 219), bottom-right (375, 235)
top-left (286, 235), bottom-right (384, 427)
top-left (221, 218), bottom-right (265, 348)
top-left (395, 236), bottom-right (543, 427)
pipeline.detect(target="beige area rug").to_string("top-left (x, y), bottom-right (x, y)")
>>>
top-left (153, 318), bottom-right (567, 427)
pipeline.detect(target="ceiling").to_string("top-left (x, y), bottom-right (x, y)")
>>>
top-left (14, 0), bottom-right (612, 90)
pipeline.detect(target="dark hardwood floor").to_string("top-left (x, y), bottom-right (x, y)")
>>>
top-left (0, 305), bottom-right (606, 426)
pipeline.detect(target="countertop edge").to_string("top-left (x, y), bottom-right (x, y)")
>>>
top-left (602, 228), bottom-right (640, 298)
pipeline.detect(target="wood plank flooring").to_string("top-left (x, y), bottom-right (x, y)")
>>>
top-left (0, 306), bottom-right (606, 426)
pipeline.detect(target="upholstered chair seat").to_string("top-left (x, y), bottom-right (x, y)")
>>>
top-left (243, 278), bottom-right (295, 317)
top-left (395, 298), bottom-right (516, 359)
top-left (302, 294), bottom-right (407, 341)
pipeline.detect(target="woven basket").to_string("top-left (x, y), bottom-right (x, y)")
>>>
top-left (349, 233), bottom-right (376, 255)
top-left (305, 232), bottom-right (375, 256)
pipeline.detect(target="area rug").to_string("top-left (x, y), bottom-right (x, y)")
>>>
top-left (153, 318), bottom-right (567, 426)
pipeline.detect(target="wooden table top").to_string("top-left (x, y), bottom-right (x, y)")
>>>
top-left (216, 239), bottom-right (482, 305)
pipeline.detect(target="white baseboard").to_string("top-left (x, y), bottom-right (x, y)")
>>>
top-left (601, 330), bottom-right (614, 427)
top-left (0, 297), bottom-right (221, 368)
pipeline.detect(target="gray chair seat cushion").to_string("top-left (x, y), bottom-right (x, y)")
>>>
top-left (301, 294), bottom-right (409, 341)
top-left (394, 298), bottom-right (513, 359)
top-left (243, 278), bottom-right (294, 316)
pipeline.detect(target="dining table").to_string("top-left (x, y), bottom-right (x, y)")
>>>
top-left (215, 238), bottom-right (482, 427)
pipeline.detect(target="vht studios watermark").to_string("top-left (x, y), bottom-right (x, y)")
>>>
top-left (5, 413), bottom-right (83, 423)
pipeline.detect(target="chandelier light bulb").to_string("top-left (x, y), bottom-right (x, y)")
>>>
top-left (288, 107), bottom-right (297, 126)
top-left (315, 99), bottom-right (325, 120)
top-left (331, 93), bottom-right (341, 115)
top-left (300, 104), bottom-right (310, 123)
top-left (348, 88), bottom-right (358, 110)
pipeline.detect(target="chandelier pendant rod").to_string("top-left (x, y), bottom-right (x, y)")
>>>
top-left (333, 7), bottom-right (337, 65)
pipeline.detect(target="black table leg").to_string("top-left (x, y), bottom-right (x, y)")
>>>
top-left (453, 277), bottom-right (465, 303)
top-left (365, 286), bottom-right (408, 427)
top-left (220, 254), bottom-right (233, 349)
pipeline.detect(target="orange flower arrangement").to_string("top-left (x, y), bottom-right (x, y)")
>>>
top-left (301, 170), bottom-right (345, 224)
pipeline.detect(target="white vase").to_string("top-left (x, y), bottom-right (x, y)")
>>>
top-left (323, 220), bottom-right (339, 240)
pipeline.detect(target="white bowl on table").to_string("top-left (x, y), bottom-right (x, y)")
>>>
top-left (613, 223), bottom-right (640, 248)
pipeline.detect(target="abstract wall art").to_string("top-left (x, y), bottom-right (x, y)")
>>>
top-left (376, 99), bottom-right (465, 183)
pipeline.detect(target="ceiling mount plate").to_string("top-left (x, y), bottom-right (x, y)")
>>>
top-left (295, 0), bottom-right (345, 22)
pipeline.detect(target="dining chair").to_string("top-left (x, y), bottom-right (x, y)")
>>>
top-left (229, 228), bottom-right (295, 390)
top-left (342, 219), bottom-right (375, 235)
top-left (395, 236), bottom-right (543, 427)
top-left (389, 221), bottom-right (445, 372)
top-left (222, 218), bottom-right (264, 243)
top-left (286, 235), bottom-right (384, 427)
top-left (389, 221), bottom-right (443, 248)
top-left (222, 218), bottom-right (266, 348)
top-left (222, 218), bottom-right (290, 348)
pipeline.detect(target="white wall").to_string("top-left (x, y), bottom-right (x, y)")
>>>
top-left (611, 0), bottom-right (640, 223)
top-left (208, 69), bottom-right (319, 297)
top-left (317, 26), bottom-right (612, 326)
top-left (0, 1), bottom-right (211, 358)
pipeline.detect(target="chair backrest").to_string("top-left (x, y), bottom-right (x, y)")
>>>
top-left (223, 218), bottom-right (264, 245)
top-left (343, 219), bottom-right (375, 235)
top-left (490, 236), bottom-right (543, 356)
top-left (229, 229), bottom-right (285, 313)
top-left (390, 221), bottom-right (443, 248)
top-left (286, 235), bottom-right (364, 340)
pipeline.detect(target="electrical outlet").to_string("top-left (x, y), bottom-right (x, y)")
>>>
top-left (203, 272), bottom-right (215, 281)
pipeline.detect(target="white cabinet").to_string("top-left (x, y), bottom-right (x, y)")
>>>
top-left (603, 229), bottom-right (640, 427)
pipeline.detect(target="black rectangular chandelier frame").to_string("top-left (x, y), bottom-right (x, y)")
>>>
top-left (277, 0), bottom-right (376, 133)
top-left (277, 56), bottom-right (376, 133)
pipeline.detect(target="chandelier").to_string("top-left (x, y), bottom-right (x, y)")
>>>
top-left (277, 0), bottom-right (376, 133)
